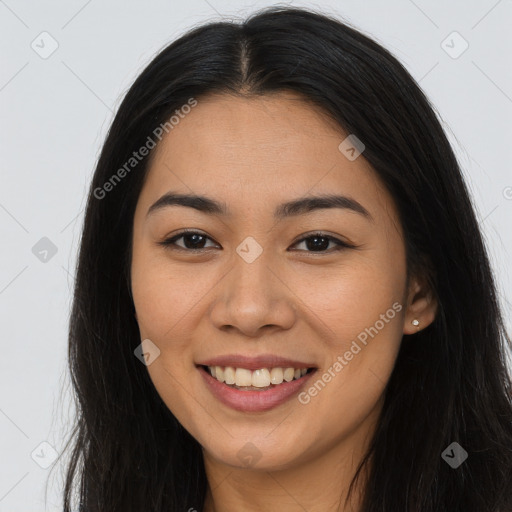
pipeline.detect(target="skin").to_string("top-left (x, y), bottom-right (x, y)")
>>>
top-left (130, 91), bottom-right (437, 512)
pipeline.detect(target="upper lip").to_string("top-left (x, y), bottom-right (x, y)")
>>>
top-left (197, 354), bottom-right (317, 371)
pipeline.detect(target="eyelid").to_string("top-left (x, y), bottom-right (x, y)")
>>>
top-left (289, 231), bottom-right (353, 250)
top-left (159, 229), bottom-right (220, 250)
top-left (158, 229), bottom-right (354, 253)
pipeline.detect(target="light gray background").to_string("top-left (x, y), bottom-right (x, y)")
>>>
top-left (1, 0), bottom-right (511, 510)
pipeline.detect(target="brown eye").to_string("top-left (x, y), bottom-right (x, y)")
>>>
top-left (159, 231), bottom-right (219, 251)
top-left (159, 231), bottom-right (352, 253)
top-left (290, 233), bottom-right (351, 253)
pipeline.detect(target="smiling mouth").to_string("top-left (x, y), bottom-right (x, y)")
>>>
top-left (200, 365), bottom-right (316, 391)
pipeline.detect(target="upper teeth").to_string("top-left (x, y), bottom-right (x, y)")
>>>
top-left (207, 366), bottom-right (308, 387)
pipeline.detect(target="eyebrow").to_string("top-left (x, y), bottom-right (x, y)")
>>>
top-left (146, 192), bottom-right (373, 221)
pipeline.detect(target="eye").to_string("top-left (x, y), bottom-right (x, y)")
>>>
top-left (159, 230), bottom-right (219, 251)
top-left (289, 232), bottom-right (352, 253)
top-left (159, 230), bottom-right (352, 253)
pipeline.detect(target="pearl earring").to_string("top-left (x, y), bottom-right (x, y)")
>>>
top-left (411, 319), bottom-right (419, 326)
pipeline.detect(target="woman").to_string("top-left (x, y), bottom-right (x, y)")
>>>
top-left (61, 6), bottom-right (512, 511)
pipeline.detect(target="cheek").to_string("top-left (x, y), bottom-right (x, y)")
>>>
top-left (293, 252), bottom-right (405, 339)
top-left (130, 248), bottom-right (207, 430)
top-left (131, 245), bottom-right (214, 340)
top-left (292, 248), bottom-right (406, 404)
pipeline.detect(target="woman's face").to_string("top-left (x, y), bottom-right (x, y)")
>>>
top-left (131, 91), bottom-right (425, 471)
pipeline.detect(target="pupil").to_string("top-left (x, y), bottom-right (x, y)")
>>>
top-left (307, 236), bottom-right (329, 251)
top-left (185, 234), bottom-right (205, 249)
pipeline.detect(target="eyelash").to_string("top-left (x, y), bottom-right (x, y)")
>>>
top-left (158, 230), bottom-right (353, 254)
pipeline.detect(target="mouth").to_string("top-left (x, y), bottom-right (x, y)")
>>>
top-left (196, 361), bottom-right (318, 412)
top-left (199, 364), bottom-right (316, 391)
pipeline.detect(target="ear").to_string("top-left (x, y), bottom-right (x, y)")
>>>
top-left (403, 273), bottom-right (438, 335)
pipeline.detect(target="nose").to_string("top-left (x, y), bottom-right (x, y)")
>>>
top-left (209, 251), bottom-right (297, 338)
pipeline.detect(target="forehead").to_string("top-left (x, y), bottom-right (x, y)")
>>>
top-left (137, 92), bottom-right (395, 223)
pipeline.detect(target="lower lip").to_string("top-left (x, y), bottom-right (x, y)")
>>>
top-left (198, 366), bottom-right (316, 412)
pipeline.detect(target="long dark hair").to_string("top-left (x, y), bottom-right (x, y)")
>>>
top-left (59, 6), bottom-right (512, 511)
